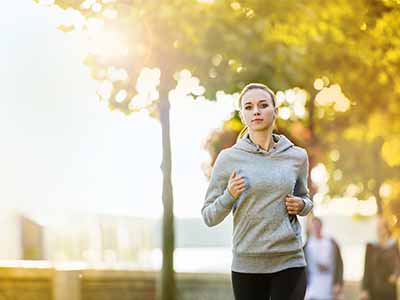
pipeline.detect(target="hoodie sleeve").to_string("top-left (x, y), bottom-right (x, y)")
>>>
top-left (201, 150), bottom-right (236, 227)
top-left (294, 150), bottom-right (313, 216)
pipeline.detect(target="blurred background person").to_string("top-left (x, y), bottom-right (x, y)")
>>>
top-left (304, 217), bottom-right (344, 300)
top-left (360, 217), bottom-right (400, 300)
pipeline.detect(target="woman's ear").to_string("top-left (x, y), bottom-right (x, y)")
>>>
top-left (274, 107), bottom-right (278, 118)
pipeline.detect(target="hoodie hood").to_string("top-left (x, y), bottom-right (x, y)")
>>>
top-left (233, 132), bottom-right (294, 155)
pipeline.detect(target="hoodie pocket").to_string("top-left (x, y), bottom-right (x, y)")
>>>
top-left (232, 216), bottom-right (252, 247)
top-left (286, 215), bottom-right (302, 238)
top-left (233, 214), bottom-right (301, 256)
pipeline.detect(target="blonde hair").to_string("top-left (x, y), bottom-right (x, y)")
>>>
top-left (237, 83), bottom-right (277, 141)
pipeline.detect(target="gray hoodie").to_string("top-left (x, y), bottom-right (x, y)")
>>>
top-left (201, 133), bottom-right (313, 273)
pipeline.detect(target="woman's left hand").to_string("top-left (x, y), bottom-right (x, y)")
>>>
top-left (285, 194), bottom-right (305, 215)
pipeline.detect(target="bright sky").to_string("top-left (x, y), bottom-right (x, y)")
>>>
top-left (0, 0), bottom-right (235, 219)
top-left (1, 0), bottom-right (377, 222)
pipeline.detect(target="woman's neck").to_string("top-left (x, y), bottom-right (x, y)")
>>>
top-left (248, 128), bottom-right (274, 151)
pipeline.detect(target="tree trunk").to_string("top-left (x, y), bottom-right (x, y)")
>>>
top-left (373, 139), bottom-right (384, 215)
top-left (158, 77), bottom-right (176, 300)
top-left (374, 185), bottom-right (383, 215)
top-left (306, 92), bottom-right (318, 208)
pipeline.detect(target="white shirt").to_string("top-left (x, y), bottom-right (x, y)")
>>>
top-left (305, 235), bottom-right (335, 300)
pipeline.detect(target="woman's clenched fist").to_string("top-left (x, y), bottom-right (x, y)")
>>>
top-left (285, 194), bottom-right (305, 215)
top-left (228, 170), bottom-right (246, 199)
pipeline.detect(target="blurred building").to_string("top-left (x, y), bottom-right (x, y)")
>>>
top-left (0, 212), bottom-right (155, 267)
top-left (40, 213), bottom-right (155, 267)
top-left (0, 210), bottom-right (22, 259)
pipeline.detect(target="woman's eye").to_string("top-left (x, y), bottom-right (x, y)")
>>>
top-left (244, 106), bottom-right (251, 110)
top-left (261, 104), bottom-right (268, 108)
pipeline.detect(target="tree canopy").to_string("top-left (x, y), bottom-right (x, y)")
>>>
top-left (38, 0), bottom-right (400, 227)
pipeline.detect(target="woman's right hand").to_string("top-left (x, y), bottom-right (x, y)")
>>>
top-left (228, 170), bottom-right (246, 199)
top-left (359, 290), bottom-right (369, 300)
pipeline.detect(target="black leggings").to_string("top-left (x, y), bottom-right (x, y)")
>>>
top-left (231, 267), bottom-right (307, 300)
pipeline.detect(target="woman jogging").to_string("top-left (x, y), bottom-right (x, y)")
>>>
top-left (360, 217), bottom-right (400, 300)
top-left (201, 83), bottom-right (313, 300)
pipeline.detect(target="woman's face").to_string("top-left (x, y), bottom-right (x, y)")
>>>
top-left (310, 218), bottom-right (322, 237)
top-left (240, 88), bottom-right (277, 132)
